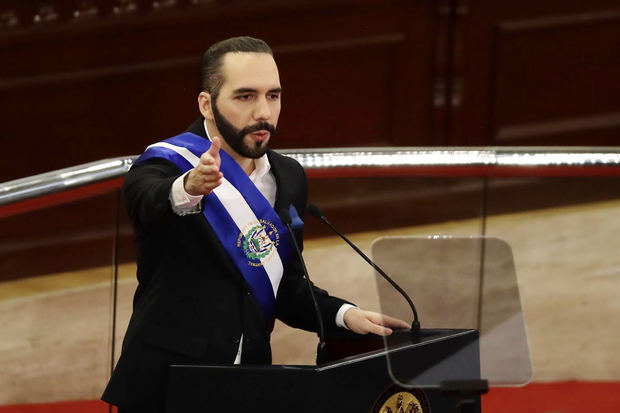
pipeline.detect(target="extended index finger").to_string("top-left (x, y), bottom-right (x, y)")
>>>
top-left (366, 311), bottom-right (409, 329)
top-left (380, 314), bottom-right (411, 329)
top-left (366, 319), bottom-right (393, 336)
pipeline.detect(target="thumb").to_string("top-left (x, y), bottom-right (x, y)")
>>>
top-left (208, 136), bottom-right (222, 166)
top-left (208, 136), bottom-right (221, 156)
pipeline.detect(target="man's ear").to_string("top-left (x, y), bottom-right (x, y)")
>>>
top-left (198, 91), bottom-right (214, 121)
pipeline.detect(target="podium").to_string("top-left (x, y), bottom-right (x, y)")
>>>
top-left (165, 329), bottom-right (482, 413)
top-left (165, 236), bottom-right (531, 412)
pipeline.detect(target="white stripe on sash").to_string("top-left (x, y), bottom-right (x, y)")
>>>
top-left (147, 142), bottom-right (200, 165)
top-left (149, 142), bottom-right (284, 297)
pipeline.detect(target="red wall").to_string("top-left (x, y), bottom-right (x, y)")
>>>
top-left (1, 0), bottom-right (619, 181)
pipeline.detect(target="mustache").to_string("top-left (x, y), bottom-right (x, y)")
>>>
top-left (241, 122), bottom-right (276, 136)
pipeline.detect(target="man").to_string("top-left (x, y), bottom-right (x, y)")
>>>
top-left (102, 36), bottom-right (408, 413)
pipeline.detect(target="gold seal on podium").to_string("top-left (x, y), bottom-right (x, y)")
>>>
top-left (373, 386), bottom-right (429, 413)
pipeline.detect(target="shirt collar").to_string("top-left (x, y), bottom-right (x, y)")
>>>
top-left (202, 119), bottom-right (271, 180)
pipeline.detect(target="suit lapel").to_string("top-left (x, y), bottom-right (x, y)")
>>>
top-left (267, 150), bottom-right (293, 214)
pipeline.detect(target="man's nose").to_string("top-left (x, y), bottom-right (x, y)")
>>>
top-left (253, 97), bottom-right (271, 121)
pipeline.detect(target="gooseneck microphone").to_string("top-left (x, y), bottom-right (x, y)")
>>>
top-left (307, 203), bottom-right (421, 337)
top-left (278, 209), bottom-right (328, 364)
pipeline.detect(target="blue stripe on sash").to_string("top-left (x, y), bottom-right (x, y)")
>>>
top-left (138, 146), bottom-right (195, 173)
top-left (135, 132), bottom-right (292, 331)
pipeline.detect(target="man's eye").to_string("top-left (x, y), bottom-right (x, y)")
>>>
top-left (268, 94), bottom-right (280, 100)
top-left (237, 95), bottom-right (251, 101)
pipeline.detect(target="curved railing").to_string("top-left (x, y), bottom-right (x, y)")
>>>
top-left (2, 147), bottom-right (619, 218)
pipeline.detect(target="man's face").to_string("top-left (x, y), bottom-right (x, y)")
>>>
top-left (211, 52), bottom-right (281, 159)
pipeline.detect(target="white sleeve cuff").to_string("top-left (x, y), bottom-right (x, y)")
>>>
top-left (335, 304), bottom-right (357, 329)
top-left (170, 171), bottom-right (203, 216)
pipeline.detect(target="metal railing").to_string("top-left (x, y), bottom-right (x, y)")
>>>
top-left (1, 147), bottom-right (620, 214)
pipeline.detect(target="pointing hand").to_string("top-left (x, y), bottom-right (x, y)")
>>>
top-left (184, 136), bottom-right (223, 196)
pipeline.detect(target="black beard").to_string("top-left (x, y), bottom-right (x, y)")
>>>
top-left (211, 101), bottom-right (276, 159)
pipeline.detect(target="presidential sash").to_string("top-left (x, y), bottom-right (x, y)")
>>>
top-left (134, 132), bottom-right (292, 331)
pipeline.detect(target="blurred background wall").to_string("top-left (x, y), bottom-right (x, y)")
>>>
top-left (1, 0), bottom-right (619, 182)
top-left (1, 1), bottom-right (619, 411)
top-left (3, 0), bottom-right (620, 286)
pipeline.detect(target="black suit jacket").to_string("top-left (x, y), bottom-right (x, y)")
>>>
top-left (102, 119), bottom-right (349, 411)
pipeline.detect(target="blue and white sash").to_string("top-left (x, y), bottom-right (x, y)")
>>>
top-left (135, 132), bottom-right (292, 331)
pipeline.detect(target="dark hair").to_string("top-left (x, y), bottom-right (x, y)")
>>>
top-left (199, 36), bottom-right (273, 100)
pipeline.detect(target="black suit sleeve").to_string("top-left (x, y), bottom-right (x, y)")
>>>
top-left (122, 159), bottom-right (182, 227)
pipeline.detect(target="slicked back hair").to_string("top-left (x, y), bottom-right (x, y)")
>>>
top-left (199, 36), bottom-right (273, 101)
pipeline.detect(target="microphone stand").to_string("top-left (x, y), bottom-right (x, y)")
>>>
top-left (308, 204), bottom-right (421, 338)
top-left (279, 209), bottom-right (328, 364)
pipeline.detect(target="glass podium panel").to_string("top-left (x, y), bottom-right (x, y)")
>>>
top-left (0, 193), bottom-right (119, 409)
top-left (371, 236), bottom-right (532, 387)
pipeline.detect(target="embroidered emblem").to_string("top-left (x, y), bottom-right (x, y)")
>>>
top-left (237, 219), bottom-right (280, 267)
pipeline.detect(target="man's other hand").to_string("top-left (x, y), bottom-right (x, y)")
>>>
top-left (343, 308), bottom-right (410, 336)
top-left (184, 136), bottom-right (223, 196)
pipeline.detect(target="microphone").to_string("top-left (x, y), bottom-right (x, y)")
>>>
top-left (278, 208), bottom-right (328, 364)
top-left (307, 203), bottom-right (421, 337)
